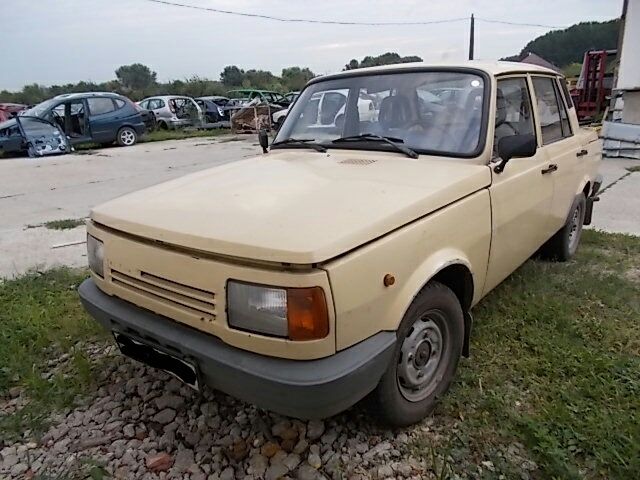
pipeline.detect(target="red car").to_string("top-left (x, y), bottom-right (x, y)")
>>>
top-left (0, 103), bottom-right (27, 123)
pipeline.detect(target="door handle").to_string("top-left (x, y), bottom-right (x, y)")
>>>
top-left (576, 149), bottom-right (588, 157)
top-left (541, 164), bottom-right (558, 174)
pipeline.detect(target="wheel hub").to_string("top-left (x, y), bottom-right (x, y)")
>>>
top-left (397, 314), bottom-right (445, 402)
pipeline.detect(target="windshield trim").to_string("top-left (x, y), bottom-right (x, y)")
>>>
top-left (290, 67), bottom-right (491, 160)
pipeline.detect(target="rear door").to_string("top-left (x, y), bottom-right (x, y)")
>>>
top-left (87, 97), bottom-right (119, 143)
top-left (484, 75), bottom-right (555, 294)
top-left (530, 76), bottom-right (582, 232)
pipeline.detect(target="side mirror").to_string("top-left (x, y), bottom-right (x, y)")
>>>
top-left (258, 129), bottom-right (269, 154)
top-left (494, 134), bottom-right (537, 173)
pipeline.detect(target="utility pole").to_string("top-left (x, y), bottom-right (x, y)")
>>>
top-left (468, 13), bottom-right (475, 60)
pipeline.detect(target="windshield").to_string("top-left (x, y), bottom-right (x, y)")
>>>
top-left (275, 70), bottom-right (486, 157)
top-left (23, 98), bottom-right (61, 118)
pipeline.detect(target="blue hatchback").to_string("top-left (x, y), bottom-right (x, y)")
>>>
top-left (0, 92), bottom-right (146, 155)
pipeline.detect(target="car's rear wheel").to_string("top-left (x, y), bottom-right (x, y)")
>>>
top-left (371, 281), bottom-right (464, 427)
top-left (117, 127), bottom-right (138, 147)
top-left (540, 193), bottom-right (586, 261)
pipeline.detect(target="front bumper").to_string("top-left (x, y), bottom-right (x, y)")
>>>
top-left (78, 279), bottom-right (395, 419)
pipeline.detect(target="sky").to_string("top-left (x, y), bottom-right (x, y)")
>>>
top-left (0, 0), bottom-right (623, 91)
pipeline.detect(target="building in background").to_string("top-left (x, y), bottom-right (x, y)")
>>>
top-left (603, 0), bottom-right (640, 159)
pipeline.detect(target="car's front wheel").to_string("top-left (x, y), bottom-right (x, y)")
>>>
top-left (117, 127), bottom-right (138, 147)
top-left (371, 281), bottom-right (464, 427)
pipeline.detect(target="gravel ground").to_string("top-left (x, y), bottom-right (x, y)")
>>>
top-left (0, 344), bottom-right (538, 480)
top-left (0, 344), bottom-right (451, 480)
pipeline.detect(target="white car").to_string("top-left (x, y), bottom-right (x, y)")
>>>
top-left (275, 90), bottom-right (376, 129)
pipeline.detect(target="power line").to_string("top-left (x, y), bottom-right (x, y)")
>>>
top-left (143, 0), bottom-right (565, 29)
top-left (476, 17), bottom-right (565, 29)
top-left (143, 0), bottom-right (468, 26)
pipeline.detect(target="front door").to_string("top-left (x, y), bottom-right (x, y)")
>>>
top-left (484, 75), bottom-right (555, 294)
top-left (50, 99), bottom-right (91, 145)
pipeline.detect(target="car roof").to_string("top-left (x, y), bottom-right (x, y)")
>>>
top-left (141, 95), bottom-right (194, 100)
top-left (311, 60), bottom-right (561, 84)
top-left (228, 89), bottom-right (281, 94)
top-left (53, 92), bottom-right (123, 100)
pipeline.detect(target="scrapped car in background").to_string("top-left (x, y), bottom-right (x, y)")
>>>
top-left (283, 91), bottom-right (300, 104)
top-left (0, 115), bottom-right (70, 157)
top-left (79, 61), bottom-right (602, 426)
top-left (272, 90), bottom-right (374, 129)
top-left (0, 92), bottom-right (145, 155)
top-left (195, 97), bottom-right (231, 125)
top-left (228, 89), bottom-right (291, 108)
top-left (138, 96), bottom-right (203, 130)
top-left (0, 103), bottom-right (28, 123)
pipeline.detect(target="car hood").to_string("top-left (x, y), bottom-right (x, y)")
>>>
top-left (91, 150), bottom-right (491, 264)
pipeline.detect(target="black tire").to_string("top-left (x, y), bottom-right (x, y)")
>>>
top-left (371, 281), bottom-right (464, 427)
top-left (158, 121), bottom-right (169, 130)
top-left (540, 193), bottom-right (586, 262)
top-left (116, 127), bottom-right (138, 147)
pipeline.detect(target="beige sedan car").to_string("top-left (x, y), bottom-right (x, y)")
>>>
top-left (80, 61), bottom-right (601, 426)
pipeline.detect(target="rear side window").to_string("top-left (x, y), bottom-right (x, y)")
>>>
top-left (88, 97), bottom-right (116, 115)
top-left (532, 77), bottom-right (567, 145)
top-left (114, 99), bottom-right (126, 109)
top-left (558, 77), bottom-right (574, 109)
top-left (148, 99), bottom-right (165, 109)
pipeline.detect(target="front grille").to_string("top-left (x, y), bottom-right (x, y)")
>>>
top-left (110, 269), bottom-right (216, 321)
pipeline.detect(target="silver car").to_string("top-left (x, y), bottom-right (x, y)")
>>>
top-left (137, 95), bottom-right (203, 130)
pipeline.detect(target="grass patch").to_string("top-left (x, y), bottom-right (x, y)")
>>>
top-left (43, 218), bottom-right (86, 230)
top-left (0, 268), bottom-right (107, 440)
top-left (414, 230), bottom-right (640, 479)
top-left (626, 165), bottom-right (640, 173)
top-left (142, 127), bottom-right (231, 143)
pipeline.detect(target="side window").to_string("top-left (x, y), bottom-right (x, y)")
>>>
top-left (114, 99), bottom-right (126, 109)
top-left (532, 77), bottom-right (566, 144)
top-left (494, 77), bottom-right (535, 155)
top-left (87, 97), bottom-right (116, 115)
top-left (156, 99), bottom-right (165, 109)
top-left (558, 77), bottom-right (574, 110)
top-left (138, 100), bottom-right (148, 109)
top-left (554, 80), bottom-right (573, 138)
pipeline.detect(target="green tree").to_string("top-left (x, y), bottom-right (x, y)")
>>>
top-left (243, 69), bottom-right (281, 90)
top-left (502, 20), bottom-right (620, 68)
top-left (281, 67), bottom-right (315, 91)
top-left (343, 52), bottom-right (423, 71)
top-left (115, 63), bottom-right (157, 91)
top-left (220, 65), bottom-right (245, 86)
top-left (344, 59), bottom-right (360, 71)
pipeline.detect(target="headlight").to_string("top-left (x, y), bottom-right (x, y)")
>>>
top-left (87, 234), bottom-right (104, 277)
top-left (227, 281), bottom-right (329, 341)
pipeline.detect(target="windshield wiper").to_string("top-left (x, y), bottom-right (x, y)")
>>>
top-left (332, 134), bottom-right (418, 159)
top-left (271, 138), bottom-right (327, 152)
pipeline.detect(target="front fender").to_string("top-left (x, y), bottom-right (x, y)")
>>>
top-left (387, 249), bottom-right (474, 330)
top-left (324, 190), bottom-right (491, 352)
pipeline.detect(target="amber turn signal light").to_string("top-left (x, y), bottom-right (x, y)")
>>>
top-left (287, 287), bottom-right (329, 341)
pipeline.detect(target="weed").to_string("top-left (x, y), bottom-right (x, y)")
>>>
top-left (43, 218), bottom-right (86, 230)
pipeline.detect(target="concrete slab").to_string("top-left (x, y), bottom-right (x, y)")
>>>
top-left (597, 157), bottom-right (640, 189)
top-left (0, 136), bottom-right (259, 279)
top-left (589, 167), bottom-right (640, 236)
